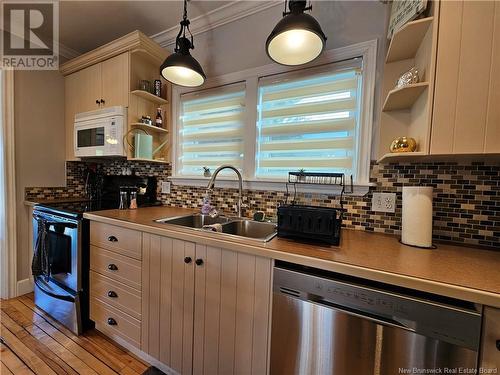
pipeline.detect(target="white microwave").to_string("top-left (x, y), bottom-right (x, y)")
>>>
top-left (74, 106), bottom-right (127, 158)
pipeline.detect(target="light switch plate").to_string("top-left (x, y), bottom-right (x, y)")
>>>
top-left (371, 192), bottom-right (396, 213)
top-left (161, 181), bottom-right (171, 194)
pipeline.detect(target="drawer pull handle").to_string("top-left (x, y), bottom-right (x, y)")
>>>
top-left (107, 318), bottom-right (117, 326)
top-left (496, 340), bottom-right (500, 351)
top-left (184, 257), bottom-right (192, 264)
top-left (195, 258), bottom-right (204, 266)
top-left (108, 264), bottom-right (118, 271)
top-left (108, 235), bottom-right (118, 242)
top-left (107, 291), bottom-right (117, 298)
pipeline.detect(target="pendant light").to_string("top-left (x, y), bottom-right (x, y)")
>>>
top-left (266, 0), bottom-right (327, 66)
top-left (160, 0), bottom-right (206, 87)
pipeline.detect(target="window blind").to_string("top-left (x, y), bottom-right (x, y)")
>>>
top-left (178, 83), bottom-right (246, 176)
top-left (256, 60), bottom-right (362, 179)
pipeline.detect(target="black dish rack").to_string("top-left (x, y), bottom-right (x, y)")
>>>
top-left (277, 172), bottom-right (352, 246)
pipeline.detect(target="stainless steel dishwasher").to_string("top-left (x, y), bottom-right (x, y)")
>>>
top-left (271, 262), bottom-right (483, 375)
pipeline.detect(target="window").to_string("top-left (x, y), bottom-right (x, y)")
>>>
top-left (256, 61), bottom-right (362, 179)
top-left (172, 41), bottom-right (376, 189)
top-left (177, 83), bottom-right (246, 176)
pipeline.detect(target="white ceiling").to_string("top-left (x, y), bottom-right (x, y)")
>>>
top-left (59, 1), bottom-right (229, 54)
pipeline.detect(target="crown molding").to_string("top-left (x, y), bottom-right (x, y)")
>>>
top-left (59, 43), bottom-right (81, 60)
top-left (151, 1), bottom-right (282, 48)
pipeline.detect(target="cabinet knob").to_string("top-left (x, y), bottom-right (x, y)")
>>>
top-left (100, 99), bottom-right (105, 104)
top-left (184, 256), bottom-right (192, 264)
top-left (107, 317), bottom-right (117, 326)
top-left (108, 263), bottom-right (118, 271)
top-left (108, 235), bottom-right (118, 242)
top-left (107, 290), bottom-right (117, 298)
top-left (195, 258), bottom-right (204, 266)
top-left (96, 99), bottom-right (100, 105)
top-left (496, 339), bottom-right (500, 351)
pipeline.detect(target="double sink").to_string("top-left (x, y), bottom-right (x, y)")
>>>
top-left (155, 214), bottom-right (277, 243)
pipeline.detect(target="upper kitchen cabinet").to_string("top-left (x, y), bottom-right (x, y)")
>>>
top-left (431, 0), bottom-right (500, 154)
top-left (60, 31), bottom-right (170, 161)
top-left (378, 1), bottom-right (439, 162)
top-left (378, 0), bottom-right (500, 162)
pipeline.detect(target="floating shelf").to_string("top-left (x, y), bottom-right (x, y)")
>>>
top-left (130, 122), bottom-right (168, 134)
top-left (131, 90), bottom-right (168, 105)
top-left (386, 17), bottom-right (434, 63)
top-left (377, 151), bottom-right (427, 164)
top-left (128, 157), bottom-right (168, 164)
top-left (382, 82), bottom-right (429, 112)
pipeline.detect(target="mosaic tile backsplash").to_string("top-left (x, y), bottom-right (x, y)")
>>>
top-left (26, 160), bottom-right (499, 249)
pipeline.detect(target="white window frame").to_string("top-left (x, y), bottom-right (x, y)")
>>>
top-left (171, 39), bottom-right (377, 195)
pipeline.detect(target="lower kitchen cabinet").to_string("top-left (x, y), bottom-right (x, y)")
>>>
top-left (141, 234), bottom-right (273, 375)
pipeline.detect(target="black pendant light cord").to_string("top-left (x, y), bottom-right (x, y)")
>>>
top-left (175, 0), bottom-right (194, 53)
top-left (283, 0), bottom-right (312, 16)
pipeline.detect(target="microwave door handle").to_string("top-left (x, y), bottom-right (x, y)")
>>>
top-left (34, 278), bottom-right (76, 303)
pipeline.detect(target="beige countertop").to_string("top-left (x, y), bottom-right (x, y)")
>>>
top-left (83, 206), bottom-right (500, 308)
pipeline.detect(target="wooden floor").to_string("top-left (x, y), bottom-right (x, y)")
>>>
top-left (0, 293), bottom-right (150, 375)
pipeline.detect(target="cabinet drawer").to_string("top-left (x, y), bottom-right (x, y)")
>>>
top-left (90, 222), bottom-right (142, 259)
top-left (90, 246), bottom-right (141, 290)
top-left (90, 271), bottom-right (141, 320)
top-left (90, 298), bottom-right (141, 349)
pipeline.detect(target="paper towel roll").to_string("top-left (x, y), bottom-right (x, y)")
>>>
top-left (401, 186), bottom-right (433, 248)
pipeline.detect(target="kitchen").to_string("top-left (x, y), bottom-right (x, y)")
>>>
top-left (0, 0), bottom-right (499, 374)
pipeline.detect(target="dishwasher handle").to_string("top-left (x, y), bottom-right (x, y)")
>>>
top-left (308, 294), bottom-right (414, 333)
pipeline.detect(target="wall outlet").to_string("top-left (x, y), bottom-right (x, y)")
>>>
top-left (371, 192), bottom-right (396, 213)
top-left (161, 181), bottom-right (171, 194)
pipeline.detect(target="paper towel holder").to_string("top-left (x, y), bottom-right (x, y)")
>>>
top-left (398, 239), bottom-right (437, 250)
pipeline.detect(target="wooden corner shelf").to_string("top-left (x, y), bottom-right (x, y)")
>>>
top-left (130, 122), bottom-right (168, 134)
top-left (128, 157), bottom-right (169, 164)
top-left (377, 151), bottom-right (427, 164)
top-left (386, 17), bottom-right (434, 63)
top-left (131, 90), bottom-right (168, 105)
top-left (382, 82), bottom-right (429, 112)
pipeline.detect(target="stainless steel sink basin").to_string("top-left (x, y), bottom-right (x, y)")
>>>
top-left (155, 214), bottom-right (231, 228)
top-left (221, 220), bottom-right (277, 242)
top-left (155, 214), bottom-right (277, 242)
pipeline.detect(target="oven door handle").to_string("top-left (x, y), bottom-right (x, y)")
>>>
top-left (34, 278), bottom-right (76, 303)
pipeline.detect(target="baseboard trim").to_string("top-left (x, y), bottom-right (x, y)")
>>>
top-left (17, 278), bottom-right (34, 296)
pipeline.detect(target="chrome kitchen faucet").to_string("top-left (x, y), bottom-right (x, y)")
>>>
top-left (206, 165), bottom-right (243, 217)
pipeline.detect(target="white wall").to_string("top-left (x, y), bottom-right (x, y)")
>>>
top-left (14, 70), bottom-right (66, 282)
top-left (166, 1), bottom-right (389, 158)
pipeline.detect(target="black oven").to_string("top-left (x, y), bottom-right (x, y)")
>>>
top-left (32, 208), bottom-right (89, 334)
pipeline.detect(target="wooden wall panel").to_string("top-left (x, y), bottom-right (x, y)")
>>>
top-left (217, 249), bottom-right (238, 375)
top-left (453, 1), bottom-right (495, 153)
top-left (485, 2), bottom-right (500, 153)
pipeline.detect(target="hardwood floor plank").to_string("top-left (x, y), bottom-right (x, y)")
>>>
top-left (0, 311), bottom-right (72, 375)
top-left (1, 362), bottom-right (15, 375)
top-left (25, 324), bottom-right (98, 375)
top-left (0, 323), bottom-right (56, 375)
top-left (83, 331), bottom-right (149, 374)
top-left (35, 321), bottom-right (117, 375)
top-left (16, 294), bottom-right (135, 374)
top-left (0, 342), bottom-right (35, 375)
top-left (2, 294), bottom-right (149, 375)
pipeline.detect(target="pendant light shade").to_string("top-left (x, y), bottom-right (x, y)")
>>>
top-left (266, 0), bottom-right (327, 66)
top-left (160, 0), bottom-right (206, 87)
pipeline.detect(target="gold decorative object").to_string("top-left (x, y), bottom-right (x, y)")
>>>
top-left (390, 137), bottom-right (417, 153)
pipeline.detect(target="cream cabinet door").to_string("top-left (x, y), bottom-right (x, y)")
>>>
top-left (142, 234), bottom-right (195, 375)
top-left (101, 53), bottom-right (129, 108)
top-left (64, 64), bottom-right (101, 159)
top-left (77, 63), bottom-right (102, 112)
top-left (192, 245), bottom-right (272, 375)
top-left (431, 1), bottom-right (500, 154)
